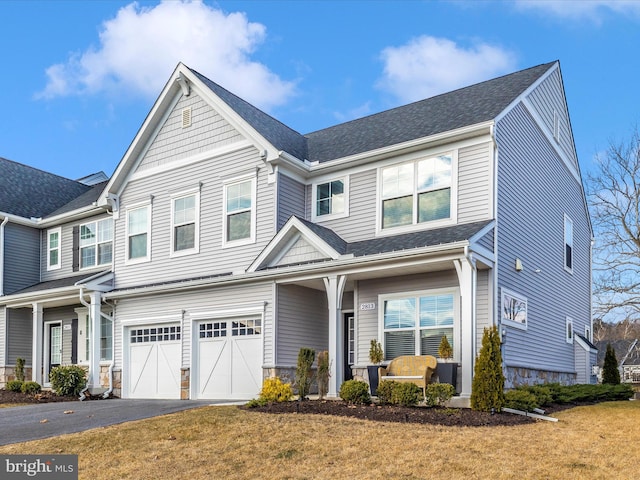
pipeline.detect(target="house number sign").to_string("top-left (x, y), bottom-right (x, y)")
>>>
top-left (360, 302), bottom-right (376, 311)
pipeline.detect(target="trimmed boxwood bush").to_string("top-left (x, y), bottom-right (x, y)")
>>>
top-left (505, 389), bottom-right (539, 412)
top-left (376, 380), bottom-right (397, 405)
top-left (5, 380), bottom-right (23, 392)
top-left (425, 383), bottom-right (455, 407)
top-left (49, 365), bottom-right (87, 396)
top-left (21, 381), bottom-right (41, 395)
top-left (339, 380), bottom-right (370, 404)
top-left (391, 382), bottom-right (422, 407)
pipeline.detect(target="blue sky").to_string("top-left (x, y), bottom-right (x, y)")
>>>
top-left (1, 0), bottom-right (639, 180)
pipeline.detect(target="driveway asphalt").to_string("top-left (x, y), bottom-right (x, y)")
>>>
top-left (0, 399), bottom-right (228, 446)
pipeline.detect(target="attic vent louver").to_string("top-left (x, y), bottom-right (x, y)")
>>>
top-left (182, 107), bottom-right (192, 128)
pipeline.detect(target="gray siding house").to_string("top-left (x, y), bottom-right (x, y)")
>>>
top-left (0, 60), bottom-right (595, 404)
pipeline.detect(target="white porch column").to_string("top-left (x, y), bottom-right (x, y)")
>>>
top-left (324, 275), bottom-right (346, 398)
top-left (454, 255), bottom-right (477, 399)
top-left (31, 303), bottom-right (43, 384)
top-left (89, 291), bottom-right (102, 388)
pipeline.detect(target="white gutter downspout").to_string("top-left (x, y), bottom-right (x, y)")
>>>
top-left (464, 246), bottom-right (478, 374)
top-left (78, 287), bottom-right (114, 400)
top-left (0, 217), bottom-right (9, 296)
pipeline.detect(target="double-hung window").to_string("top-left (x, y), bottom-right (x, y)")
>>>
top-left (313, 177), bottom-right (347, 220)
top-left (127, 204), bottom-right (151, 261)
top-left (223, 176), bottom-right (255, 245)
top-left (381, 153), bottom-right (454, 230)
top-left (47, 227), bottom-right (61, 270)
top-left (171, 191), bottom-right (199, 255)
top-left (381, 291), bottom-right (455, 360)
top-left (501, 288), bottom-right (527, 330)
top-left (566, 317), bottom-right (574, 344)
top-left (79, 219), bottom-right (113, 269)
top-left (564, 214), bottom-right (573, 273)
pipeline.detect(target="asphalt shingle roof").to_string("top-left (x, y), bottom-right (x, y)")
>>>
top-left (0, 157), bottom-right (92, 218)
top-left (8, 272), bottom-right (102, 295)
top-left (45, 181), bottom-right (109, 218)
top-left (193, 62), bottom-right (555, 164)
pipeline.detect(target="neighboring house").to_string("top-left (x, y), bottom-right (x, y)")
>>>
top-left (595, 339), bottom-right (640, 383)
top-left (0, 60), bottom-right (594, 404)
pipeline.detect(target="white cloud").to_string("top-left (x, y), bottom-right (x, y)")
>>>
top-left (377, 36), bottom-right (516, 104)
top-left (514, 0), bottom-right (640, 21)
top-left (36, 0), bottom-right (295, 110)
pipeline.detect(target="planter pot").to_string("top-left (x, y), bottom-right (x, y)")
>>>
top-left (367, 365), bottom-right (380, 396)
top-left (436, 362), bottom-right (458, 393)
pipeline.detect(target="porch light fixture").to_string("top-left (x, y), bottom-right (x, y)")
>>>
top-left (515, 258), bottom-right (523, 271)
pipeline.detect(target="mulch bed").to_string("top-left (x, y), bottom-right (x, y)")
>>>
top-left (242, 399), bottom-right (550, 427)
top-left (0, 389), bottom-right (82, 404)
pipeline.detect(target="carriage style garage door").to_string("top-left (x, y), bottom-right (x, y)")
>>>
top-left (194, 318), bottom-right (262, 400)
top-left (127, 325), bottom-right (182, 399)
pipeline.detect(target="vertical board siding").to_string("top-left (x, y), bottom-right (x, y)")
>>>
top-left (496, 103), bottom-right (590, 373)
top-left (115, 146), bottom-right (275, 289)
top-left (4, 223), bottom-right (39, 294)
top-left (458, 142), bottom-right (492, 223)
top-left (7, 308), bottom-right (32, 365)
top-left (138, 93), bottom-right (244, 172)
top-left (0, 307), bottom-right (6, 364)
top-left (40, 214), bottom-right (113, 283)
top-left (356, 271), bottom-right (458, 366)
top-left (277, 173), bottom-right (305, 230)
top-left (526, 70), bottom-right (580, 174)
top-left (276, 284), bottom-right (327, 365)
top-left (113, 282), bottom-right (274, 371)
top-left (476, 269), bottom-right (491, 355)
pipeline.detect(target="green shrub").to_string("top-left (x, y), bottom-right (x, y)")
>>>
top-left (602, 343), bottom-right (621, 385)
top-left (21, 381), bottom-right (41, 395)
top-left (505, 389), bottom-right (539, 412)
top-left (438, 335), bottom-right (453, 360)
top-left (529, 382), bottom-right (634, 405)
top-left (471, 326), bottom-right (505, 412)
top-left (15, 358), bottom-right (25, 382)
top-left (391, 382), bottom-right (422, 407)
top-left (376, 380), bottom-right (397, 405)
top-left (245, 398), bottom-right (268, 408)
top-left (258, 377), bottom-right (294, 403)
top-left (339, 380), bottom-right (371, 404)
top-left (521, 385), bottom-right (553, 407)
top-left (316, 350), bottom-right (330, 400)
top-left (49, 365), bottom-right (87, 396)
top-left (5, 380), bottom-right (23, 392)
top-left (425, 383), bottom-right (455, 407)
top-left (295, 348), bottom-right (315, 400)
top-left (369, 340), bottom-right (383, 364)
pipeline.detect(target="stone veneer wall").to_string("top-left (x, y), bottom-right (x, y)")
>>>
top-left (0, 366), bottom-right (33, 388)
top-left (264, 367), bottom-right (318, 395)
top-left (111, 368), bottom-right (122, 398)
top-left (505, 366), bottom-right (576, 389)
top-left (181, 367), bottom-right (190, 400)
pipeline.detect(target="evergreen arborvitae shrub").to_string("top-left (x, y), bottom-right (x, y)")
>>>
top-left (316, 350), bottom-right (330, 400)
top-left (21, 381), bottom-right (41, 395)
top-left (471, 326), bottom-right (505, 412)
top-left (295, 347), bottom-right (315, 400)
top-left (602, 343), bottom-right (621, 385)
top-left (15, 357), bottom-right (25, 383)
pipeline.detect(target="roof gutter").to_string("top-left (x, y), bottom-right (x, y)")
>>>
top-left (0, 216), bottom-right (8, 296)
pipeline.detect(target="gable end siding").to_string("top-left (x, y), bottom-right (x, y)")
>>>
top-left (496, 103), bottom-right (590, 373)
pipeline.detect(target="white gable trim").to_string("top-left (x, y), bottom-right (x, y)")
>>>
top-left (247, 216), bottom-right (348, 273)
top-left (575, 334), bottom-right (597, 354)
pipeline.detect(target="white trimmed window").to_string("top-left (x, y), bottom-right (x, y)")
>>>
top-left (566, 317), bottom-right (574, 344)
top-left (564, 214), bottom-right (573, 273)
top-left (223, 176), bottom-right (255, 245)
top-left (127, 204), bottom-right (151, 262)
top-left (313, 177), bottom-right (347, 220)
top-left (380, 153), bottom-right (454, 231)
top-left (171, 191), bottom-right (199, 255)
top-left (380, 291), bottom-right (455, 360)
top-left (584, 325), bottom-right (591, 342)
top-left (79, 219), bottom-right (113, 269)
top-left (47, 227), bottom-right (61, 270)
top-left (501, 288), bottom-right (527, 330)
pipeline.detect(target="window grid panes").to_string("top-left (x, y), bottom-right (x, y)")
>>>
top-left (130, 326), bottom-right (181, 343)
top-left (231, 319), bottom-right (261, 336)
top-left (128, 206), bottom-right (149, 259)
top-left (100, 317), bottom-right (113, 361)
top-left (79, 219), bottom-right (113, 268)
top-left (173, 194), bottom-right (197, 251)
top-left (316, 179), bottom-right (345, 216)
top-left (225, 180), bottom-right (252, 242)
top-left (48, 230), bottom-right (60, 268)
top-left (199, 322), bottom-right (227, 339)
top-left (383, 293), bottom-right (454, 360)
top-left (381, 154), bottom-right (452, 229)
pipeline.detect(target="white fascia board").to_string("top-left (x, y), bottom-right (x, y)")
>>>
top-left (106, 240), bottom-right (469, 299)
top-left (575, 334), bottom-right (597, 354)
top-left (0, 212), bottom-right (37, 227)
top-left (37, 205), bottom-right (108, 228)
top-left (74, 270), bottom-right (114, 292)
top-left (2, 290), bottom-right (81, 309)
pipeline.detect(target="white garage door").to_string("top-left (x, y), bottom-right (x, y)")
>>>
top-left (195, 318), bottom-right (262, 400)
top-left (127, 325), bottom-right (181, 399)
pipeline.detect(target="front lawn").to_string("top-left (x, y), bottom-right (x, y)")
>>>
top-left (0, 400), bottom-right (637, 479)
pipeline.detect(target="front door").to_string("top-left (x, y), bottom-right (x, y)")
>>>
top-left (343, 313), bottom-right (354, 381)
top-left (49, 324), bottom-right (62, 376)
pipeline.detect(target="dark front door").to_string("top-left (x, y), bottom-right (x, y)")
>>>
top-left (343, 313), bottom-right (354, 381)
